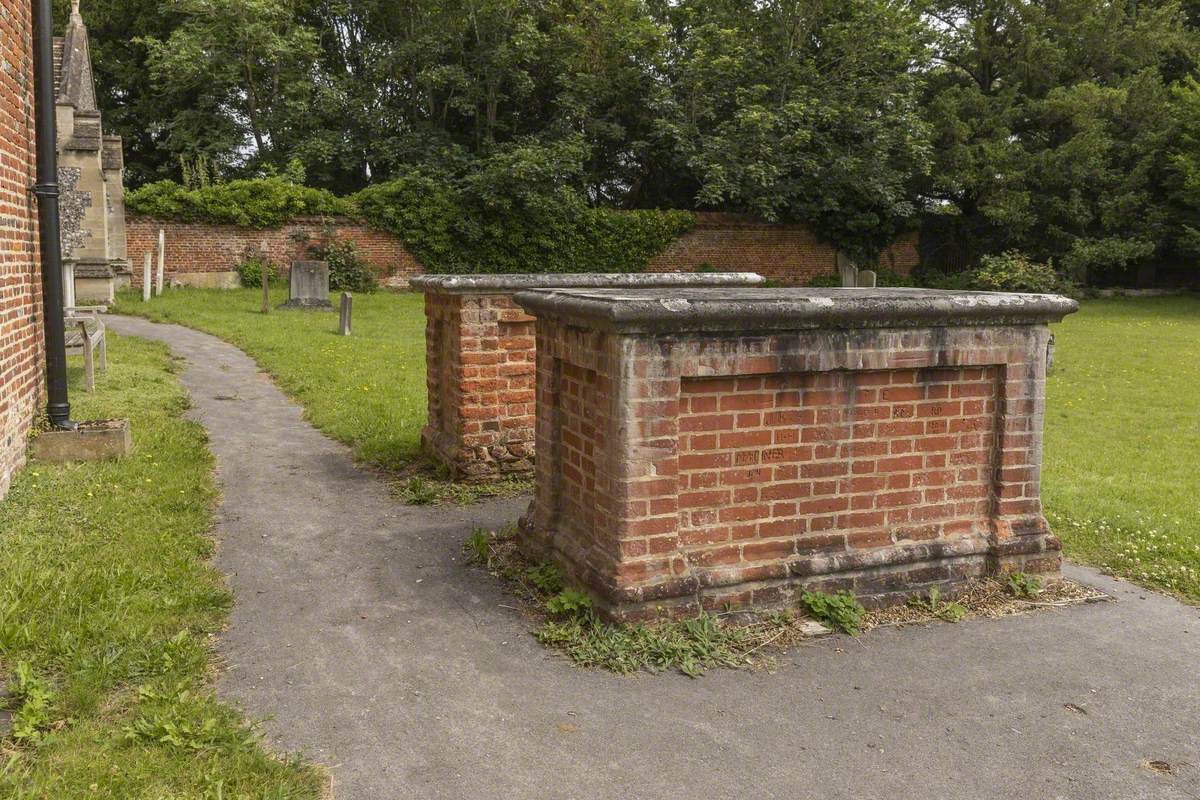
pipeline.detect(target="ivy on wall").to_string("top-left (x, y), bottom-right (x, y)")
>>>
top-left (127, 177), bottom-right (695, 275)
top-left (127, 178), bottom-right (354, 228)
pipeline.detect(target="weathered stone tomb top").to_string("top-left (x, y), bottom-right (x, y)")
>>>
top-left (513, 287), bottom-right (1079, 333)
top-left (410, 272), bottom-right (765, 294)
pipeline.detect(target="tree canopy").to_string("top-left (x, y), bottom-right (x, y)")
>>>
top-left (71, 0), bottom-right (1200, 282)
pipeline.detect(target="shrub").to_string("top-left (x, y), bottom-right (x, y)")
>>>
top-left (873, 266), bottom-right (914, 287)
top-left (235, 255), bottom-right (278, 288)
top-left (127, 177), bottom-right (354, 229)
top-left (353, 157), bottom-right (695, 275)
top-left (916, 268), bottom-right (974, 290)
top-left (969, 250), bottom-right (1066, 294)
top-left (309, 239), bottom-right (376, 293)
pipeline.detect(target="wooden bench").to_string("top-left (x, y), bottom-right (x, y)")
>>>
top-left (64, 306), bottom-right (107, 391)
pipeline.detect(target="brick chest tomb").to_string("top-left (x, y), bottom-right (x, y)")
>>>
top-left (513, 287), bottom-right (1078, 620)
top-left (411, 273), bottom-right (765, 480)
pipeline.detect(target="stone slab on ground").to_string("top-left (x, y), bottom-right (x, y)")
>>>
top-left (30, 418), bottom-right (132, 463)
top-left (107, 314), bottom-right (1200, 800)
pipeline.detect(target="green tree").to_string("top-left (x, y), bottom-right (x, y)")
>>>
top-left (1167, 74), bottom-right (1200, 256)
top-left (290, 0), bottom-right (670, 195)
top-left (651, 0), bottom-right (933, 259)
top-left (52, 0), bottom-right (223, 185)
top-left (141, 0), bottom-right (320, 173)
top-left (917, 0), bottom-right (1193, 284)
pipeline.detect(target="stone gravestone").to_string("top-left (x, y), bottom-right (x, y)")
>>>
top-left (282, 261), bottom-right (332, 309)
top-left (836, 251), bottom-right (859, 287)
top-left (339, 292), bottom-right (353, 335)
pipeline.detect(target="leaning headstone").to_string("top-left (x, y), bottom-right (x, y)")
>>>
top-left (857, 269), bottom-right (878, 288)
top-left (339, 292), bottom-right (353, 335)
top-left (282, 260), bottom-right (332, 309)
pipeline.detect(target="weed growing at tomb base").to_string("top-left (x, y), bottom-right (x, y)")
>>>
top-left (462, 526), bottom-right (771, 677)
top-left (396, 464), bottom-right (533, 506)
top-left (800, 590), bottom-right (866, 635)
top-left (1006, 572), bottom-right (1043, 599)
top-left (907, 588), bottom-right (968, 623)
top-left (400, 475), bottom-right (438, 505)
top-left (463, 527), bottom-right (1108, 677)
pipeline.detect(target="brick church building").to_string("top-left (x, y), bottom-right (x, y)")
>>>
top-left (0, 0), bottom-right (43, 499)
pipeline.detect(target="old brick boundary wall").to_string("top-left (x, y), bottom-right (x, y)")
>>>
top-left (1, 0), bottom-right (44, 500)
top-left (127, 212), bottom-right (918, 291)
top-left (648, 212), bottom-right (919, 286)
top-left (126, 215), bottom-right (424, 289)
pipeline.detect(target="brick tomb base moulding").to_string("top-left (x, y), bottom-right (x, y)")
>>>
top-left (512, 287), bottom-right (1079, 621)
top-left (411, 273), bottom-right (765, 481)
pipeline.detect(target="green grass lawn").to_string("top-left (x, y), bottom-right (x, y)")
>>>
top-left (0, 335), bottom-right (323, 799)
top-left (112, 289), bottom-right (1200, 603)
top-left (1044, 296), bottom-right (1200, 601)
top-left (114, 287), bottom-right (427, 472)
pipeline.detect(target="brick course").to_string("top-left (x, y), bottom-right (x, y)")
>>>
top-left (0, 0), bottom-right (44, 500)
top-left (647, 212), bottom-right (919, 286)
top-left (421, 291), bottom-right (538, 479)
top-left (125, 215), bottom-right (423, 288)
top-left (517, 288), bottom-right (1074, 621)
top-left (415, 274), bottom-right (765, 480)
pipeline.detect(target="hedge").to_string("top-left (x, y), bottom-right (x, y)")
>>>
top-left (127, 178), bottom-right (355, 229)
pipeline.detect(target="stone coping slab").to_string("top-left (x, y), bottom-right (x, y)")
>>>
top-left (513, 287), bottom-right (1079, 333)
top-left (410, 272), bottom-right (765, 294)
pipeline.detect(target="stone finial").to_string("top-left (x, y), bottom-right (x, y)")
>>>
top-left (71, 0), bottom-right (82, 22)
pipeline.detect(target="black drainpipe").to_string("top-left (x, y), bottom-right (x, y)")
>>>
top-left (31, 0), bottom-right (74, 429)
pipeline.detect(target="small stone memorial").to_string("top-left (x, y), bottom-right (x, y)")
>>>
top-left (282, 261), bottom-right (332, 309)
